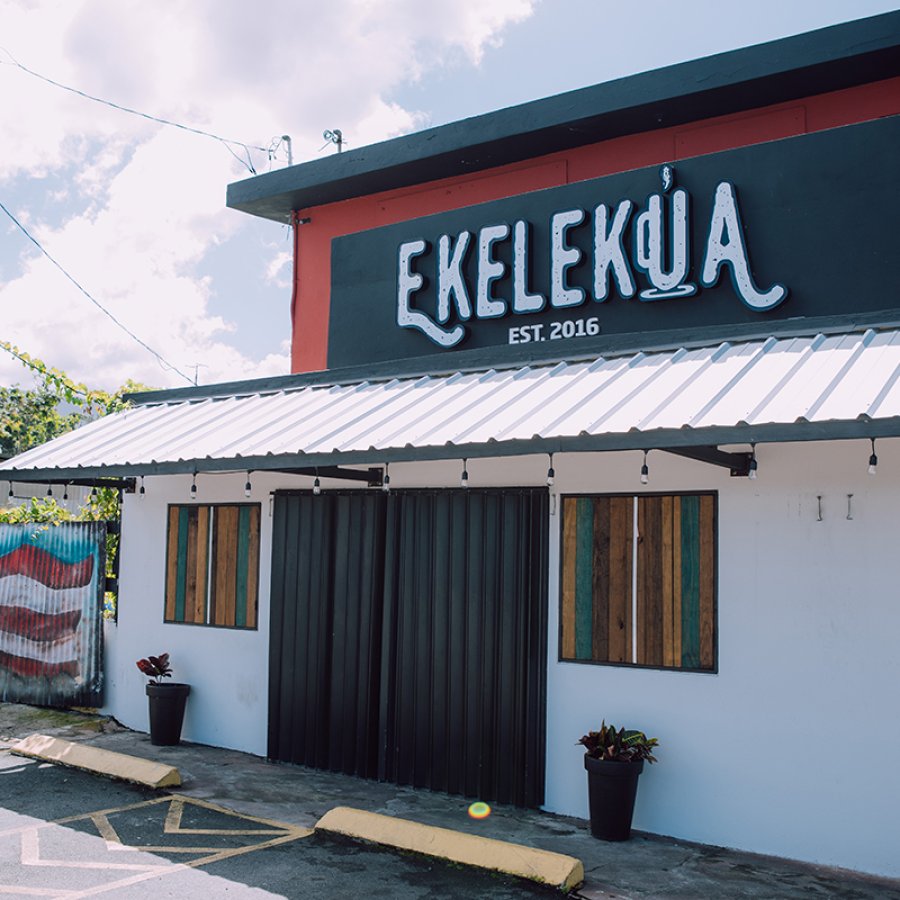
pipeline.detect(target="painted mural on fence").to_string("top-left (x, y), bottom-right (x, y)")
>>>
top-left (0, 522), bottom-right (105, 706)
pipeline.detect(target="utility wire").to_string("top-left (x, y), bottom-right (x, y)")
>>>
top-left (0, 199), bottom-right (194, 386)
top-left (0, 50), bottom-right (264, 175)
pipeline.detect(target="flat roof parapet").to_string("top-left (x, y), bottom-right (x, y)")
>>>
top-left (226, 11), bottom-right (900, 222)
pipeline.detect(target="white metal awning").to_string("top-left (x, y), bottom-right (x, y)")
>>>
top-left (4, 328), bottom-right (900, 480)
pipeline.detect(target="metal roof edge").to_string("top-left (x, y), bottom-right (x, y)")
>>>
top-left (226, 11), bottom-right (900, 222)
top-left (4, 418), bottom-right (900, 482)
top-left (125, 312), bottom-right (900, 406)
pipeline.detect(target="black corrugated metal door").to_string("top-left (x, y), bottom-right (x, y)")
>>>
top-left (269, 488), bottom-right (548, 807)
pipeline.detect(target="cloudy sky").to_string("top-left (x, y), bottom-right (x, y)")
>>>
top-left (1, 0), bottom-right (896, 392)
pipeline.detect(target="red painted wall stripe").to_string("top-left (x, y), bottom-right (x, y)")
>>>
top-left (0, 606), bottom-right (82, 642)
top-left (290, 77), bottom-right (900, 373)
top-left (0, 545), bottom-right (94, 589)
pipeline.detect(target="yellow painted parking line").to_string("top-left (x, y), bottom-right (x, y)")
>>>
top-left (52, 795), bottom-right (173, 827)
top-left (163, 797), bottom-right (288, 836)
top-left (0, 887), bottom-right (79, 896)
top-left (0, 791), bottom-right (314, 900)
top-left (20, 827), bottom-right (169, 871)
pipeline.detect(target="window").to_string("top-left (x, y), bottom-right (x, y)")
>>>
top-left (165, 504), bottom-right (260, 628)
top-left (560, 493), bottom-right (716, 671)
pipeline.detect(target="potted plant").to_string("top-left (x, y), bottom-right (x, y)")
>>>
top-left (578, 721), bottom-right (659, 841)
top-left (136, 653), bottom-right (190, 746)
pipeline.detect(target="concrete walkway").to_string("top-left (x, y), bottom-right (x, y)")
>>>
top-left (1, 703), bottom-right (898, 899)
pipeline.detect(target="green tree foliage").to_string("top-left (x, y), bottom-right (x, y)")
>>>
top-left (0, 384), bottom-right (82, 458)
top-left (0, 342), bottom-right (154, 616)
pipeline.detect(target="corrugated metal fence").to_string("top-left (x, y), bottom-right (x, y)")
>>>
top-left (269, 488), bottom-right (548, 807)
top-left (0, 521), bottom-right (105, 707)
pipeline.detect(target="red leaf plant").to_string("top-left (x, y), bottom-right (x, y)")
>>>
top-left (135, 652), bottom-right (173, 684)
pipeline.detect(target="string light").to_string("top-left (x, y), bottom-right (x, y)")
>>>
top-left (46, 484), bottom-right (53, 497)
top-left (546, 453), bottom-right (555, 487)
top-left (7, 483), bottom-right (13, 499)
top-left (313, 468), bottom-right (321, 495)
top-left (190, 473), bottom-right (197, 499)
top-left (748, 444), bottom-right (758, 480)
top-left (63, 484), bottom-right (69, 502)
top-left (382, 462), bottom-right (391, 492)
top-left (868, 438), bottom-right (878, 476)
top-left (461, 458), bottom-right (469, 489)
top-left (244, 471), bottom-right (252, 498)
top-left (640, 450), bottom-right (649, 485)
top-left (90, 486), bottom-right (97, 500)
top-left (139, 476), bottom-right (145, 499)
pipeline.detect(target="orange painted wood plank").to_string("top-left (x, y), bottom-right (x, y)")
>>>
top-left (164, 507), bottom-right (179, 622)
top-left (561, 498), bottom-right (577, 659)
top-left (217, 506), bottom-right (239, 627)
top-left (607, 496), bottom-right (633, 663)
top-left (637, 496), bottom-right (663, 667)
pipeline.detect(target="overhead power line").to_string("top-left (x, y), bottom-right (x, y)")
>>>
top-left (0, 199), bottom-right (194, 386)
top-left (0, 50), bottom-right (265, 174)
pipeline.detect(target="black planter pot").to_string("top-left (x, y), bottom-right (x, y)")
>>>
top-left (146, 682), bottom-right (190, 746)
top-left (584, 755), bottom-right (644, 841)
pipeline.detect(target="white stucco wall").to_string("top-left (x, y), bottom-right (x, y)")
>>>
top-left (544, 440), bottom-right (900, 879)
top-left (103, 441), bottom-right (900, 877)
top-left (103, 472), bottom-right (283, 756)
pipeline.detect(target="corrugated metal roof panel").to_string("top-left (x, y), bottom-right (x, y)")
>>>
top-left (5, 329), bottom-right (900, 477)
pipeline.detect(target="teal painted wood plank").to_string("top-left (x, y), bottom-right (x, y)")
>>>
top-left (235, 506), bottom-right (251, 627)
top-left (175, 506), bottom-right (190, 623)
top-left (574, 497), bottom-right (594, 660)
top-left (680, 495), bottom-right (701, 668)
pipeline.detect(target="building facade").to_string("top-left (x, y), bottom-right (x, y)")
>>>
top-left (3, 11), bottom-right (900, 878)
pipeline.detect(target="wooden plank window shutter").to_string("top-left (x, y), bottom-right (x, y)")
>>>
top-left (560, 493), bottom-right (715, 672)
top-left (165, 504), bottom-right (260, 629)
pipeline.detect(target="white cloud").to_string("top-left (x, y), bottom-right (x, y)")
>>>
top-left (0, 0), bottom-right (537, 390)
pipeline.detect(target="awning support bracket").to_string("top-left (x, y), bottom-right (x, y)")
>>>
top-left (273, 466), bottom-right (383, 487)
top-left (662, 446), bottom-right (752, 476)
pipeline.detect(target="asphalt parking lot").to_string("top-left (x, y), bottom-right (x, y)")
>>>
top-left (4, 703), bottom-right (900, 900)
top-left (0, 752), bottom-right (561, 899)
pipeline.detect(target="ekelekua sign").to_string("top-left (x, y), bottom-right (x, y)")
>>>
top-left (328, 116), bottom-right (900, 369)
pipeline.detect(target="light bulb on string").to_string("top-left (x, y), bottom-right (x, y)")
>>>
top-left (139, 476), bottom-right (145, 499)
top-left (190, 473), bottom-right (197, 500)
top-left (313, 468), bottom-right (321, 495)
top-left (46, 484), bottom-right (53, 497)
top-left (546, 453), bottom-right (555, 487)
top-left (244, 471), bottom-right (252, 498)
top-left (63, 484), bottom-right (69, 502)
top-left (868, 438), bottom-right (878, 476)
top-left (640, 450), bottom-right (649, 485)
top-left (382, 462), bottom-right (391, 492)
top-left (461, 458), bottom-right (469, 489)
top-left (748, 444), bottom-right (758, 480)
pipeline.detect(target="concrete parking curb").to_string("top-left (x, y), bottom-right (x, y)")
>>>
top-left (10, 733), bottom-right (181, 788)
top-left (315, 806), bottom-right (584, 892)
